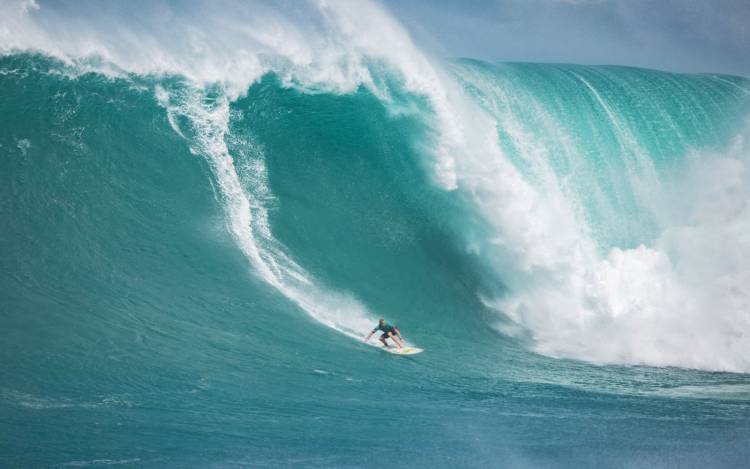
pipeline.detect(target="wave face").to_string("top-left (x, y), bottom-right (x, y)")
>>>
top-left (2, 1), bottom-right (750, 467)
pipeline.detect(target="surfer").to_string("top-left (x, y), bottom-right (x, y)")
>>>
top-left (364, 318), bottom-right (403, 349)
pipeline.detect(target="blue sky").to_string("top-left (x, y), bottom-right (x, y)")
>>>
top-left (383, 0), bottom-right (750, 76)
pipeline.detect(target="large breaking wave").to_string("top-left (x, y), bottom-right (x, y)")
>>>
top-left (2, 0), bottom-right (750, 373)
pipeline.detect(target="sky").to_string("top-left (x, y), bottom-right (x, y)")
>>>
top-left (382, 0), bottom-right (750, 76)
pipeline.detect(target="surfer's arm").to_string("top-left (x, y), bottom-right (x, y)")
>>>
top-left (363, 330), bottom-right (375, 342)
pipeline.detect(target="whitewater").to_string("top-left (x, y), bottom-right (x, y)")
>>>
top-left (1, 0), bottom-right (750, 467)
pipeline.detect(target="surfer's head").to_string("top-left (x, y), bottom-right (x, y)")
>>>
top-left (379, 318), bottom-right (385, 325)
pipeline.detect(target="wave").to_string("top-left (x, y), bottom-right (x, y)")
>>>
top-left (2, 0), bottom-right (750, 373)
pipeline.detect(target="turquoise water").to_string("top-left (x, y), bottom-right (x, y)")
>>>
top-left (2, 50), bottom-right (750, 468)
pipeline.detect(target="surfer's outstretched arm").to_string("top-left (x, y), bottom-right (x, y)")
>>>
top-left (363, 331), bottom-right (374, 342)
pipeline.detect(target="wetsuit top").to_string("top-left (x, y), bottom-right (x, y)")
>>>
top-left (372, 322), bottom-right (396, 334)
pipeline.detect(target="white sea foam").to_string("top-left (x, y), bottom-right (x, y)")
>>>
top-left (477, 95), bottom-right (750, 372)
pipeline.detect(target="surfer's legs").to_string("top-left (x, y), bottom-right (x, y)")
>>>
top-left (379, 335), bottom-right (389, 347)
top-left (387, 332), bottom-right (402, 348)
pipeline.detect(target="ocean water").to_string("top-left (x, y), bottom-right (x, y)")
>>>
top-left (2, 1), bottom-right (750, 468)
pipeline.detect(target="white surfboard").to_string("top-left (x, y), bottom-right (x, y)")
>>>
top-left (384, 346), bottom-right (423, 355)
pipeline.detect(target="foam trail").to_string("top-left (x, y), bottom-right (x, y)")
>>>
top-left (154, 84), bottom-right (382, 341)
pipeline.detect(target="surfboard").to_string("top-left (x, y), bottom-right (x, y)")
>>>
top-left (384, 346), bottom-right (423, 355)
